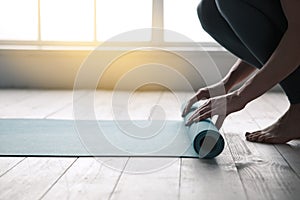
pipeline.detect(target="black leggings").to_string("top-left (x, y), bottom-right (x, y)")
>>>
top-left (197, 0), bottom-right (300, 104)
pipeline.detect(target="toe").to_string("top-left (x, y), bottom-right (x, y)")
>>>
top-left (263, 136), bottom-right (278, 144)
top-left (247, 137), bottom-right (256, 142)
top-left (245, 130), bottom-right (262, 136)
top-left (246, 132), bottom-right (267, 142)
top-left (246, 134), bottom-right (258, 142)
top-left (257, 135), bottom-right (267, 143)
top-left (250, 130), bottom-right (262, 135)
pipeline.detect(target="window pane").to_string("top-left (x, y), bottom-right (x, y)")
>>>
top-left (164, 0), bottom-right (215, 42)
top-left (0, 0), bottom-right (38, 40)
top-left (41, 0), bottom-right (94, 41)
top-left (96, 0), bottom-right (152, 41)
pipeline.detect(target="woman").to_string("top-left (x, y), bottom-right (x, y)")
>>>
top-left (182, 0), bottom-right (300, 144)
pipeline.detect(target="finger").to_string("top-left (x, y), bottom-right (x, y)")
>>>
top-left (191, 111), bottom-right (212, 125)
top-left (215, 115), bottom-right (226, 129)
top-left (187, 105), bottom-right (211, 123)
top-left (186, 110), bottom-right (212, 126)
top-left (188, 100), bottom-right (211, 120)
top-left (182, 96), bottom-right (197, 117)
top-left (182, 103), bottom-right (193, 117)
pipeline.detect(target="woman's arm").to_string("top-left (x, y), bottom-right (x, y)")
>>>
top-left (182, 59), bottom-right (256, 117)
top-left (186, 0), bottom-right (300, 126)
top-left (222, 59), bottom-right (256, 93)
top-left (237, 0), bottom-right (300, 105)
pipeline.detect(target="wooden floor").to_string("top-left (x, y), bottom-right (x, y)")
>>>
top-left (0, 89), bottom-right (300, 200)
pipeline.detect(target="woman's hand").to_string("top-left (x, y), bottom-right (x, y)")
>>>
top-left (185, 91), bottom-right (247, 127)
top-left (182, 60), bottom-right (257, 118)
top-left (182, 82), bottom-right (227, 117)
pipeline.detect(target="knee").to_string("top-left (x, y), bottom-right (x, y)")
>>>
top-left (197, 0), bottom-right (218, 34)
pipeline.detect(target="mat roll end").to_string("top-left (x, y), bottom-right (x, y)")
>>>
top-left (194, 130), bottom-right (225, 159)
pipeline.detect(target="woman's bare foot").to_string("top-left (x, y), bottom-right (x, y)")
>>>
top-left (245, 103), bottom-right (300, 144)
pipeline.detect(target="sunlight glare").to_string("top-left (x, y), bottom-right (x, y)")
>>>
top-left (40, 0), bottom-right (94, 41)
top-left (164, 0), bottom-right (215, 42)
top-left (0, 0), bottom-right (38, 40)
top-left (96, 0), bottom-right (152, 41)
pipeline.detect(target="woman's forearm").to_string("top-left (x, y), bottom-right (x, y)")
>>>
top-left (221, 59), bottom-right (256, 92)
top-left (237, 29), bottom-right (300, 104)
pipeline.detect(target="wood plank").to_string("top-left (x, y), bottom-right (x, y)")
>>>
top-left (150, 91), bottom-right (187, 120)
top-left (112, 91), bottom-right (246, 200)
top-left (224, 132), bottom-right (298, 200)
top-left (223, 95), bottom-right (300, 200)
top-left (111, 158), bottom-right (181, 200)
top-left (179, 92), bottom-right (247, 200)
top-left (273, 141), bottom-right (300, 177)
top-left (0, 90), bottom-right (74, 119)
top-left (48, 90), bottom-right (115, 120)
top-left (0, 89), bottom-right (40, 109)
top-left (40, 90), bottom-right (129, 199)
top-left (180, 146), bottom-right (247, 200)
top-left (263, 92), bottom-right (289, 113)
top-left (49, 90), bottom-right (162, 120)
top-left (0, 157), bottom-right (76, 200)
top-left (0, 157), bottom-right (25, 177)
top-left (258, 93), bottom-right (300, 177)
top-left (3, 90), bottom-right (299, 200)
top-left (45, 91), bottom-right (164, 199)
top-left (0, 90), bottom-right (78, 200)
top-left (110, 91), bottom-right (183, 199)
top-left (41, 157), bottom-right (128, 200)
top-left (111, 90), bottom-right (163, 120)
top-left (46, 90), bottom-right (88, 120)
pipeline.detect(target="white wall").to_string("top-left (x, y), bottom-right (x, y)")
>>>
top-left (0, 49), bottom-right (282, 91)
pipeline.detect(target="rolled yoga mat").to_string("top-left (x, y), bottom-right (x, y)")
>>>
top-left (0, 105), bottom-right (224, 158)
top-left (182, 104), bottom-right (225, 158)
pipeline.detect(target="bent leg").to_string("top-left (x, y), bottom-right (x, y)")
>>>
top-left (215, 0), bottom-right (287, 65)
top-left (215, 0), bottom-right (300, 104)
top-left (197, 0), bottom-right (261, 67)
top-left (213, 0), bottom-right (300, 143)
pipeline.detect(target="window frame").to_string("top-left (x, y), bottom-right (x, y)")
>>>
top-left (0, 0), bottom-right (219, 48)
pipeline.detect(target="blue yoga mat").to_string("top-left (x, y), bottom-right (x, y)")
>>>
top-left (0, 119), bottom-right (224, 159)
top-left (0, 106), bottom-right (225, 158)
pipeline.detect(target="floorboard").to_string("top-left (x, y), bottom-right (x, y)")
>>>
top-left (0, 90), bottom-right (299, 200)
top-left (0, 90), bottom-right (73, 119)
top-left (111, 157), bottom-right (181, 200)
top-left (0, 157), bottom-right (76, 200)
top-left (180, 148), bottom-right (247, 200)
top-left (0, 157), bottom-right (26, 178)
top-left (0, 90), bottom-right (40, 110)
top-left (223, 94), bottom-right (300, 200)
top-left (42, 91), bottom-right (134, 199)
top-left (41, 157), bottom-right (128, 200)
top-left (259, 94), bottom-right (300, 178)
top-left (179, 92), bottom-right (247, 200)
top-left (109, 91), bottom-right (183, 200)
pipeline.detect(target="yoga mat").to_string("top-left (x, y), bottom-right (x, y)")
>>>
top-left (0, 107), bottom-right (224, 158)
top-left (182, 106), bottom-right (225, 158)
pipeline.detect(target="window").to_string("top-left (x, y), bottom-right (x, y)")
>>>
top-left (164, 0), bottom-right (214, 42)
top-left (0, 0), bottom-right (38, 40)
top-left (0, 0), bottom-right (215, 44)
top-left (96, 0), bottom-right (152, 41)
top-left (40, 0), bottom-right (94, 41)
